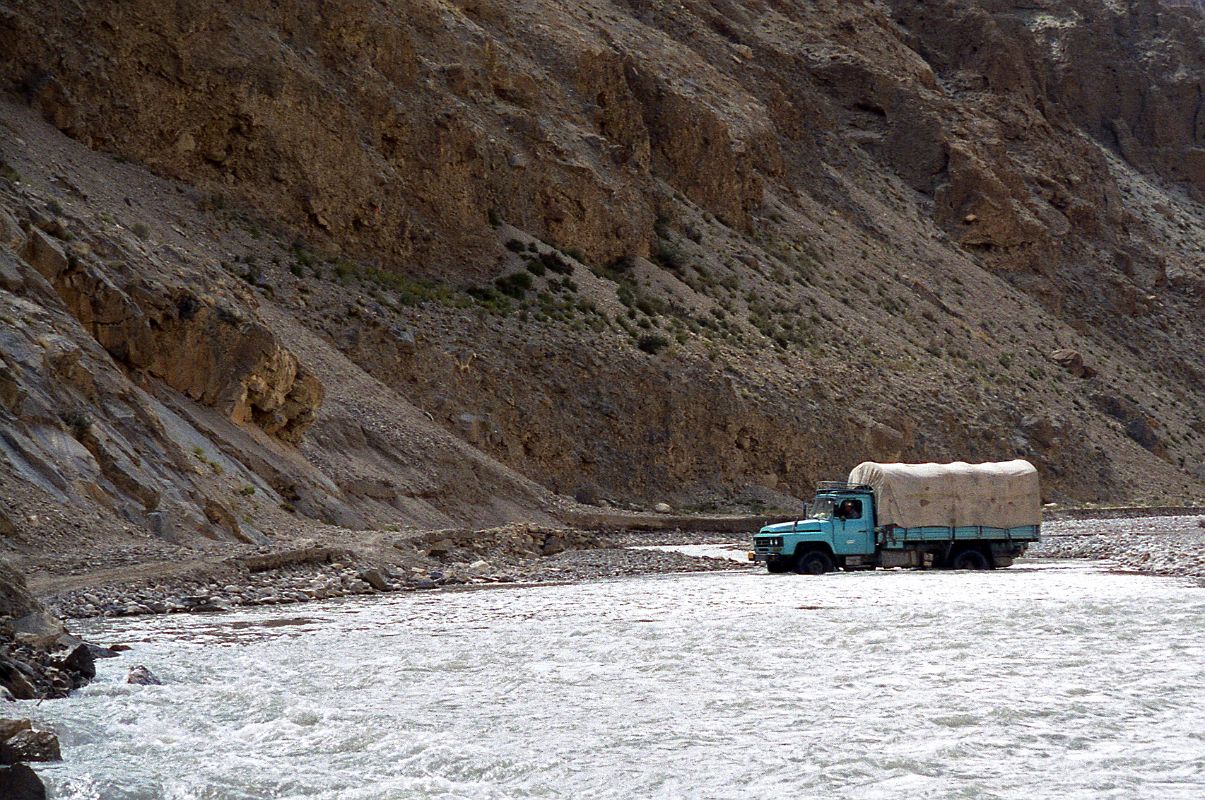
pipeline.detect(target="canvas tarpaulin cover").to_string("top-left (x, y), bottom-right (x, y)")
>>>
top-left (847, 460), bottom-right (1041, 529)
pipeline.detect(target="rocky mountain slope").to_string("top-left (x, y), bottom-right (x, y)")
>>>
top-left (0, 0), bottom-right (1202, 571)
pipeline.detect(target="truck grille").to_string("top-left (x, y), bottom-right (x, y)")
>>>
top-left (754, 536), bottom-right (783, 552)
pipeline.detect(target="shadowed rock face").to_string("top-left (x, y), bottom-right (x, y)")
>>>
top-left (0, 0), bottom-right (1201, 548)
top-left (0, 558), bottom-right (41, 623)
top-left (0, 763), bottom-right (47, 800)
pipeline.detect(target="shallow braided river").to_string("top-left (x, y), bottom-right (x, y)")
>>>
top-left (22, 560), bottom-right (1205, 799)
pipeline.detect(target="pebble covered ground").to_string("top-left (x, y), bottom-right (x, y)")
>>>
top-left (1029, 514), bottom-right (1205, 579)
top-left (39, 514), bottom-right (1205, 621)
top-left (43, 542), bottom-right (747, 621)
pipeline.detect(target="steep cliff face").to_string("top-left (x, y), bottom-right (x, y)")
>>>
top-left (0, 1), bottom-right (1201, 565)
top-left (0, 122), bottom-right (561, 568)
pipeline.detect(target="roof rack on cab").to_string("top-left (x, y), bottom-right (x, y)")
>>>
top-left (815, 481), bottom-right (874, 492)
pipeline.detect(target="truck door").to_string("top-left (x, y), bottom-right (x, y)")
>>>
top-left (833, 496), bottom-right (874, 556)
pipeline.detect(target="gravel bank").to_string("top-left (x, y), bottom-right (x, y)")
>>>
top-left (42, 529), bottom-right (750, 621)
top-left (37, 515), bottom-right (1205, 621)
top-left (1029, 514), bottom-right (1205, 579)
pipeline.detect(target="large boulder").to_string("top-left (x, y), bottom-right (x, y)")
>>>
top-left (52, 643), bottom-right (95, 686)
top-left (0, 727), bottom-right (61, 764)
top-left (0, 763), bottom-right (47, 800)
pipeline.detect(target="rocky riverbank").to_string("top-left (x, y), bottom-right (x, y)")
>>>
top-left (37, 525), bottom-right (750, 621)
top-left (30, 514), bottom-right (1205, 623)
top-left (1, 559), bottom-right (97, 798)
top-left (1029, 514), bottom-right (1205, 579)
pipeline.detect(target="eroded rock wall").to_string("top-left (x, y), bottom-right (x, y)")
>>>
top-left (0, 0), bottom-right (1200, 527)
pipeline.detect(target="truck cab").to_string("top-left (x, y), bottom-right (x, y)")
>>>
top-left (752, 483), bottom-right (877, 574)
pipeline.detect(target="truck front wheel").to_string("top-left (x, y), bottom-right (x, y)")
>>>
top-left (795, 550), bottom-right (835, 575)
top-left (766, 559), bottom-right (789, 574)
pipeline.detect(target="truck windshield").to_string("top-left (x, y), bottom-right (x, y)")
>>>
top-left (810, 497), bottom-right (836, 520)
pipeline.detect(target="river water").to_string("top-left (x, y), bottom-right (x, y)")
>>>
top-left (23, 561), bottom-right (1205, 799)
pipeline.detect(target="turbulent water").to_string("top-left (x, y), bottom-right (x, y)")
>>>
top-left (23, 561), bottom-right (1205, 799)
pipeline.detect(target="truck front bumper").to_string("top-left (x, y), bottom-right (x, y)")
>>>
top-left (750, 537), bottom-right (785, 561)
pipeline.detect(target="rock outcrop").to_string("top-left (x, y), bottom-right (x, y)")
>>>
top-left (15, 215), bottom-right (324, 444)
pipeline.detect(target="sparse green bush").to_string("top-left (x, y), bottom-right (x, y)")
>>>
top-left (540, 251), bottom-right (574, 275)
top-left (495, 271), bottom-right (534, 298)
top-left (525, 259), bottom-right (546, 277)
top-left (132, 222), bottom-right (150, 240)
top-left (293, 246), bottom-right (319, 268)
top-left (637, 333), bottom-right (670, 354)
top-left (0, 160), bottom-right (22, 184)
top-left (653, 242), bottom-right (686, 272)
top-left (466, 285), bottom-right (514, 314)
top-left (505, 239), bottom-right (526, 253)
top-left (654, 213), bottom-right (671, 239)
top-left (60, 410), bottom-right (92, 440)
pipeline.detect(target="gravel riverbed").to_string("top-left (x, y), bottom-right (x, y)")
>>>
top-left (1030, 514), bottom-right (1205, 579)
top-left (37, 514), bottom-right (1205, 621)
top-left (43, 540), bottom-right (748, 622)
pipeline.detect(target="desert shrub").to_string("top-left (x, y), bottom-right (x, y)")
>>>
top-left (540, 251), bottom-right (574, 275)
top-left (59, 410), bottom-right (92, 439)
top-left (637, 333), bottom-right (670, 354)
top-left (495, 272), bottom-right (534, 298)
top-left (653, 242), bottom-right (686, 272)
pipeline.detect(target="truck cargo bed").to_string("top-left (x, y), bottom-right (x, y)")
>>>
top-left (881, 524), bottom-right (1040, 548)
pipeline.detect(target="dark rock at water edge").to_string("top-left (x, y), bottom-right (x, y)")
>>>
top-left (127, 665), bottom-right (162, 685)
top-left (0, 728), bottom-right (61, 764)
top-left (0, 763), bottom-right (47, 800)
top-left (85, 643), bottom-right (121, 660)
top-left (0, 658), bottom-right (37, 700)
top-left (358, 568), bottom-right (390, 591)
top-left (53, 643), bottom-right (96, 684)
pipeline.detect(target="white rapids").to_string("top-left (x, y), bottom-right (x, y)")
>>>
top-left (21, 561), bottom-right (1205, 799)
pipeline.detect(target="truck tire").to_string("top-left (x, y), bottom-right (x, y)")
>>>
top-left (951, 549), bottom-right (989, 570)
top-left (766, 559), bottom-right (789, 574)
top-left (795, 550), bottom-right (834, 575)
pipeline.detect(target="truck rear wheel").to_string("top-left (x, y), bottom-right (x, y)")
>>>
top-left (951, 549), bottom-right (990, 570)
top-left (795, 550), bottom-right (834, 575)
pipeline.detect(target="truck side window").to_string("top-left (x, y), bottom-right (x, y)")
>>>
top-left (838, 499), bottom-right (863, 519)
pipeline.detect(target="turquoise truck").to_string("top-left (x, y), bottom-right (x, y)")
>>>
top-left (750, 460), bottom-right (1041, 573)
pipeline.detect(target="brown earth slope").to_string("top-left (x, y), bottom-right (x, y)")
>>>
top-left (0, 1), bottom-right (1202, 569)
